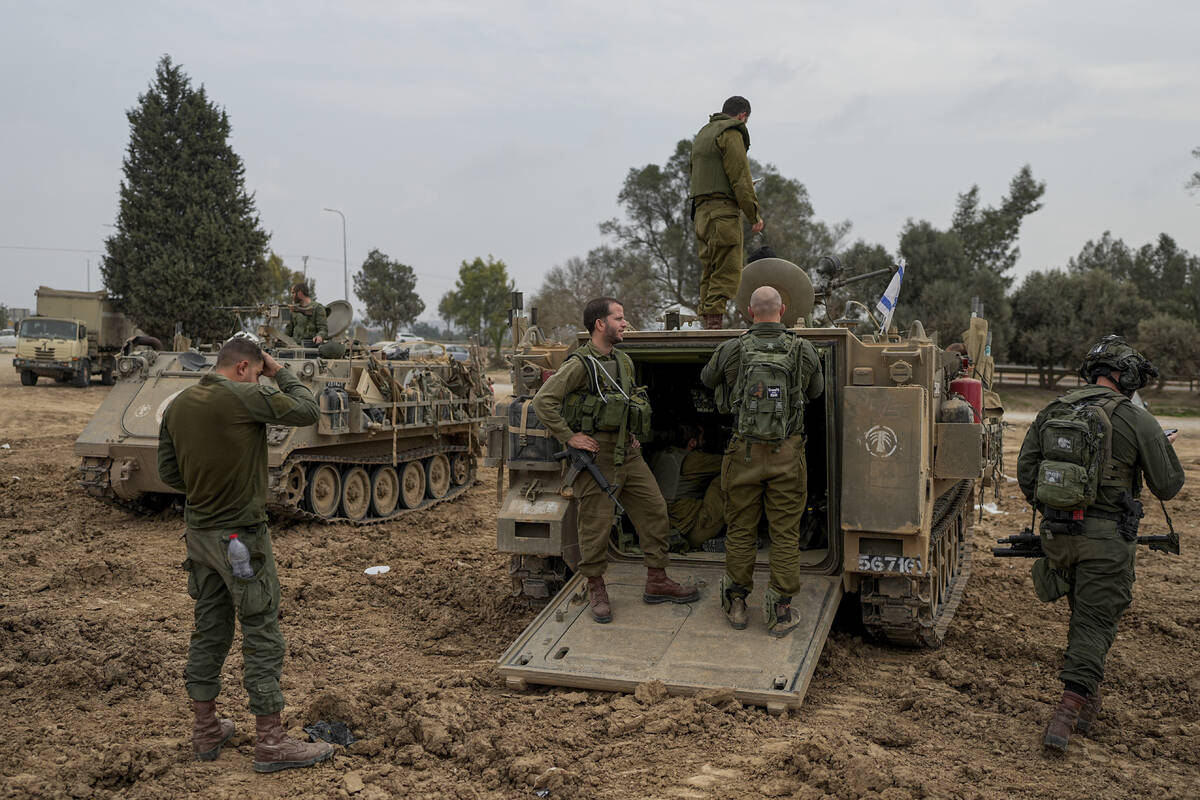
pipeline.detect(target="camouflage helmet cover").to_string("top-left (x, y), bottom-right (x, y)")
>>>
top-left (1078, 334), bottom-right (1158, 393)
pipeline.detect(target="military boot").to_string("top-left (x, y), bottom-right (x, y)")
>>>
top-left (643, 568), bottom-right (700, 604)
top-left (719, 576), bottom-right (748, 630)
top-left (587, 576), bottom-right (612, 623)
top-left (764, 592), bottom-right (803, 638)
top-left (702, 313), bottom-right (724, 330)
top-left (1042, 690), bottom-right (1087, 753)
top-left (1075, 690), bottom-right (1102, 736)
top-left (252, 712), bottom-right (335, 773)
top-left (192, 700), bottom-right (235, 761)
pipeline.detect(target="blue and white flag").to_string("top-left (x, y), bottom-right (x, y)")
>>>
top-left (875, 262), bottom-right (904, 334)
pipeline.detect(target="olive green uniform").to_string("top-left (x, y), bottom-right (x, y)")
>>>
top-left (158, 368), bottom-right (319, 715)
top-left (667, 450), bottom-right (726, 548)
top-left (531, 342), bottom-right (669, 578)
top-left (286, 301), bottom-right (328, 343)
top-left (1017, 385), bottom-right (1183, 695)
top-left (689, 113), bottom-right (762, 316)
top-left (701, 323), bottom-right (823, 597)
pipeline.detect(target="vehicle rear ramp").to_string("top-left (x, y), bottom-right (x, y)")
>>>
top-left (498, 562), bottom-right (843, 714)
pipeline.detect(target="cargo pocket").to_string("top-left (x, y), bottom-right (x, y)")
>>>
top-left (234, 571), bottom-right (278, 618)
top-left (1031, 557), bottom-right (1070, 603)
top-left (703, 212), bottom-right (741, 247)
top-left (183, 557), bottom-right (199, 600)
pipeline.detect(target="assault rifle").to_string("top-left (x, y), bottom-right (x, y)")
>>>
top-left (993, 527), bottom-right (1180, 557)
top-left (555, 446), bottom-right (625, 516)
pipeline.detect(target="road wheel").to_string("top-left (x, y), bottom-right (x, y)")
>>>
top-left (306, 464), bottom-right (342, 519)
top-left (449, 453), bottom-right (470, 486)
top-left (400, 461), bottom-right (425, 509)
top-left (281, 463), bottom-right (306, 506)
top-left (20, 370), bottom-right (37, 386)
top-left (425, 454), bottom-right (450, 499)
top-left (370, 466), bottom-right (400, 517)
top-left (340, 466), bottom-right (371, 521)
top-left (72, 360), bottom-right (91, 388)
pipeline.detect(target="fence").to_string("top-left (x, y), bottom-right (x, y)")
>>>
top-left (994, 364), bottom-right (1199, 392)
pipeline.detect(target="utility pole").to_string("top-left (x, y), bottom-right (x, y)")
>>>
top-left (323, 208), bottom-right (348, 302)
top-left (301, 255), bottom-right (309, 279)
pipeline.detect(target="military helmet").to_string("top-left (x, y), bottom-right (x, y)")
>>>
top-left (1078, 334), bottom-right (1158, 394)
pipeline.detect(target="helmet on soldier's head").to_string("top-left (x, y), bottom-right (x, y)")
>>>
top-left (1078, 334), bottom-right (1158, 396)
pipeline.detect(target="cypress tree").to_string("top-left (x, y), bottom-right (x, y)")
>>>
top-left (101, 55), bottom-right (269, 342)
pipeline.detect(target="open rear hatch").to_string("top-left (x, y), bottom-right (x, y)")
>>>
top-left (498, 562), bottom-right (842, 713)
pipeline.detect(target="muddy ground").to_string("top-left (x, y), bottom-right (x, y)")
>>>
top-left (1, 367), bottom-right (1198, 800)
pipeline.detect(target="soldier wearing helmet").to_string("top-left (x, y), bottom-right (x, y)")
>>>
top-left (1016, 335), bottom-right (1184, 754)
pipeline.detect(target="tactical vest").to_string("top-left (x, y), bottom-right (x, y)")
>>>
top-left (689, 115), bottom-right (750, 200)
top-left (730, 330), bottom-right (802, 443)
top-left (289, 301), bottom-right (326, 341)
top-left (561, 347), bottom-right (652, 443)
top-left (1033, 386), bottom-right (1133, 511)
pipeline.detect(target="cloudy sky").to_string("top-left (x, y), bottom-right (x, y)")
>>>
top-left (3, 1), bottom-right (1198, 322)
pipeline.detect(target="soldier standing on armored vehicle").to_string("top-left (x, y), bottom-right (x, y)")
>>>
top-left (701, 286), bottom-right (823, 636)
top-left (287, 282), bottom-right (327, 344)
top-left (531, 297), bottom-right (700, 623)
top-left (689, 95), bottom-right (764, 330)
top-left (157, 336), bottom-right (334, 773)
top-left (1017, 335), bottom-right (1184, 754)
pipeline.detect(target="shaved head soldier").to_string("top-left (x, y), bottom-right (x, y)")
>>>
top-left (689, 96), bottom-right (764, 330)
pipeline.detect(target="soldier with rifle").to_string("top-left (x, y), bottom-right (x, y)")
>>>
top-left (531, 297), bottom-right (699, 623)
top-left (1015, 335), bottom-right (1184, 754)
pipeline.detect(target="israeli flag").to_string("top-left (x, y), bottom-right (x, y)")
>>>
top-left (875, 262), bottom-right (904, 334)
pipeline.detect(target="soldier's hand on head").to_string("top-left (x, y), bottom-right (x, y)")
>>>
top-left (261, 352), bottom-right (282, 378)
top-left (751, 219), bottom-right (764, 234)
top-left (568, 433), bottom-right (600, 453)
top-left (314, 335), bottom-right (324, 344)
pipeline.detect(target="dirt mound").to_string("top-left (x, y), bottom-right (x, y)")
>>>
top-left (1, 367), bottom-right (1198, 799)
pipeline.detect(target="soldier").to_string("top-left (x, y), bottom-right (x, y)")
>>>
top-left (531, 297), bottom-right (700, 623)
top-left (158, 336), bottom-right (334, 773)
top-left (656, 424), bottom-right (726, 550)
top-left (287, 282), bottom-right (327, 345)
top-left (701, 286), bottom-right (823, 636)
top-left (689, 95), bottom-right (764, 330)
top-left (1017, 335), bottom-right (1184, 754)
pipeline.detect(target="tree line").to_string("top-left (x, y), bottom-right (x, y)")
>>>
top-left (96, 56), bottom-right (1200, 384)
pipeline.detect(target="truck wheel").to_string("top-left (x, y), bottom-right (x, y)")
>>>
top-left (20, 370), bottom-right (37, 386)
top-left (72, 360), bottom-right (91, 388)
top-left (100, 365), bottom-right (115, 386)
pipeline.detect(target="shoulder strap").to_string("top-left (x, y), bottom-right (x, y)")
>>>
top-left (1090, 394), bottom-right (1133, 488)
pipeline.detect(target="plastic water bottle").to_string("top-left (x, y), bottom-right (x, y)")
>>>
top-left (228, 534), bottom-right (254, 579)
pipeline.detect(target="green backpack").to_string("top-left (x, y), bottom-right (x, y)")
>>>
top-left (732, 331), bottom-right (801, 442)
top-left (1034, 388), bottom-right (1127, 511)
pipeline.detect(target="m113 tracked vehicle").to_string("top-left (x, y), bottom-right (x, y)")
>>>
top-left (487, 259), bottom-right (1003, 713)
top-left (74, 301), bottom-right (493, 523)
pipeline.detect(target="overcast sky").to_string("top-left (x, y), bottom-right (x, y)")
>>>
top-left (3, 1), bottom-right (1199, 323)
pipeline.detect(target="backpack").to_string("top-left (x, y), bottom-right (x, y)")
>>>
top-left (731, 331), bottom-right (801, 442)
top-left (1034, 388), bottom-right (1128, 511)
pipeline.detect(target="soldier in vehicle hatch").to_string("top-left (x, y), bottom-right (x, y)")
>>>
top-left (1017, 335), bottom-right (1183, 754)
top-left (531, 297), bottom-right (700, 623)
top-left (158, 336), bottom-right (334, 773)
top-left (689, 95), bottom-right (764, 330)
top-left (286, 282), bottom-right (327, 345)
top-left (701, 286), bottom-right (823, 637)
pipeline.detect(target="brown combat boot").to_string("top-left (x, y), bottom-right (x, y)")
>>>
top-left (1075, 690), bottom-right (1102, 736)
top-left (702, 313), bottom-right (723, 330)
top-left (587, 576), bottom-right (612, 624)
top-left (252, 712), bottom-right (335, 773)
top-left (767, 601), bottom-right (803, 638)
top-left (192, 700), bottom-right (235, 761)
top-left (1042, 690), bottom-right (1087, 753)
top-left (643, 568), bottom-right (700, 604)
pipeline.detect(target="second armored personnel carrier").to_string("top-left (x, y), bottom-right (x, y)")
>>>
top-left (487, 259), bottom-right (1003, 712)
top-left (75, 301), bottom-right (494, 523)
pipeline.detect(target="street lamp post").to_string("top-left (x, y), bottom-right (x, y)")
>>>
top-left (323, 207), bottom-right (348, 301)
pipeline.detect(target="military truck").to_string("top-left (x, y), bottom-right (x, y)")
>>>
top-left (13, 287), bottom-right (135, 387)
top-left (487, 259), bottom-right (1003, 713)
top-left (75, 301), bottom-right (494, 522)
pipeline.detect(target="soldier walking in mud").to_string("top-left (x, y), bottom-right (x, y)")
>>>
top-left (689, 95), bottom-right (764, 330)
top-left (1017, 335), bottom-right (1184, 753)
top-left (531, 297), bottom-right (700, 623)
top-left (158, 336), bottom-right (335, 772)
top-left (701, 286), bottom-right (823, 636)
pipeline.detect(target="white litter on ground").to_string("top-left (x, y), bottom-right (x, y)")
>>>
top-left (976, 502), bottom-right (1006, 515)
top-left (363, 565), bottom-right (391, 575)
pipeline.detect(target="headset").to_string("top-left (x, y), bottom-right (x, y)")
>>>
top-left (1078, 334), bottom-right (1158, 395)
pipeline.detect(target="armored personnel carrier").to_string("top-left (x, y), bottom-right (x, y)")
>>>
top-left (487, 259), bottom-right (1003, 712)
top-left (74, 301), bottom-right (493, 523)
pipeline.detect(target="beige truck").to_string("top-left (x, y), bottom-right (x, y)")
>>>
top-left (13, 287), bottom-right (135, 387)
